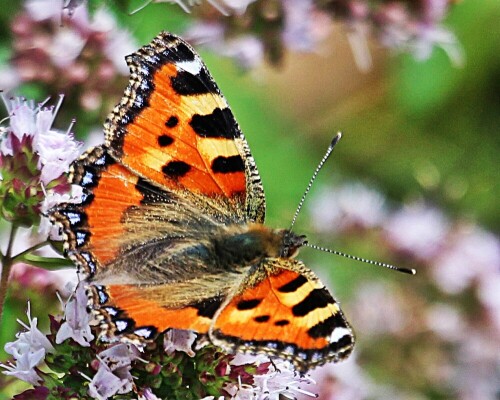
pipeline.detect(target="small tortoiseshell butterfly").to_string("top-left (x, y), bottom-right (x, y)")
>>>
top-left (51, 32), bottom-right (354, 372)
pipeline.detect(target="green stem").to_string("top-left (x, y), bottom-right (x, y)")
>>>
top-left (0, 224), bottom-right (18, 323)
top-left (12, 240), bottom-right (49, 263)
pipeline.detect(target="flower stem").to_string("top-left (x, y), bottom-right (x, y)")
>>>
top-left (12, 240), bottom-right (49, 263)
top-left (0, 223), bottom-right (18, 323)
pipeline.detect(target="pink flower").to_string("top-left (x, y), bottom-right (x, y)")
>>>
top-left (384, 202), bottom-right (449, 261)
top-left (310, 183), bottom-right (387, 234)
top-left (431, 226), bottom-right (500, 294)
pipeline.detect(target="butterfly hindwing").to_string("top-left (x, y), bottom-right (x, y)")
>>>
top-left (210, 259), bottom-right (355, 371)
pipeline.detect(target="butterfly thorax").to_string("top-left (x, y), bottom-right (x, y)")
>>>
top-left (212, 224), bottom-right (306, 269)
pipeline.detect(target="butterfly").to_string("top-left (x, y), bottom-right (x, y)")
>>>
top-left (51, 32), bottom-right (354, 372)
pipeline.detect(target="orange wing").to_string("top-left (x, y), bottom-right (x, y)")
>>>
top-left (210, 259), bottom-right (355, 372)
top-left (104, 32), bottom-right (265, 223)
top-left (51, 146), bottom-right (145, 275)
top-left (88, 284), bottom-right (224, 342)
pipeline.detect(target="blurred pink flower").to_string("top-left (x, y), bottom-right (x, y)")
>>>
top-left (384, 202), bottom-right (449, 261)
top-left (349, 281), bottom-right (411, 336)
top-left (431, 226), bottom-right (500, 294)
top-left (425, 303), bottom-right (465, 342)
top-left (283, 0), bottom-right (332, 52)
top-left (298, 356), bottom-right (374, 400)
top-left (310, 183), bottom-right (387, 234)
top-left (478, 274), bottom-right (500, 333)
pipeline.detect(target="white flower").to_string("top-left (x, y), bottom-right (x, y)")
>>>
top-left (0, 348), bottom-right (46, 385)
top-left (2, 95), bottom-right (82, 179)
top-left (185, 24), bottom-right (264, 69)
top-left (164, 329), bottom-right (197, 357)
top-left (478, 274), bottom-right (500, 333)
top-left (88, 362), bottom-right (132, 400)
top-left (310, 183), bottom-right (387, 234)
top-left (56, 282), bottom-right (95, 347)
top-left (217, 0), bottom-right (256, 15)
top-left (225, 354), bottom-right (317, 399)
top-left (138, 388), bottom-right (162, 400)
top-left (38, 184), bottom-right (83, 239)
top-left (88, 343), bottom-right (138, 399)
top-left (384, 202), bottom-right (449, 260)
top-left (0, 303), bottom-right (54, 385)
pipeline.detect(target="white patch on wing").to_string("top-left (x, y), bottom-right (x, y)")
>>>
top-left (177, 58), bottom-right (203, 75)
top-left (329, 327), bottom-right (351, 343)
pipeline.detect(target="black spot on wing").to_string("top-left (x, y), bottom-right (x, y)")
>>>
top-left (275, 319), bottom-right (290, 326)
top-left (236, 299), bottom-right (262, 311)
top-left (158, 134), bottom-right (174, 147)
top-left (307, 313), bottom-right (347, 339)
top-left (292, 288), bottom-right (334, 317)
top-left (211, 155), bottom-right (245, 174)
top-left (278, 275), bottom-right (308, 293)
top-left (254, 315), bottom-right (270, 323)
top-left (191, 297), bottom-right (224, 319)
top-left (190, 108), bottom-right (236, 139)
top-left (162, 161), bottom-right (191, 178)
top-left (165, 116), bottom-right (178, 128)
top-left (171, 68), bottom-right (218, 95)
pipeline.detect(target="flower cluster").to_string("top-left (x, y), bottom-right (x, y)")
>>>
top-left (1, 285), bottom-right (318, 399)
top-left (158, 0), bottom-right (461, 69)
top-left (306, 181), bottom-right (500, 399)
top-left (0, 96), bottom-right (82, 233)
top-left (4, 0), bottom-right (136, 117)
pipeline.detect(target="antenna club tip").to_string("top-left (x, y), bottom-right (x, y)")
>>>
top-left (400, 268), bottom-right (417, 275)
top-left (329, 132), bottom-right (342, 148)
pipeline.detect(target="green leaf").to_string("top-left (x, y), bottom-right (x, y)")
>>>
top-left (17, 254), bottom-right (74, 270)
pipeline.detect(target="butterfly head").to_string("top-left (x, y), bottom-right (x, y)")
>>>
top-left (280, 230), bottom-right (307, 258)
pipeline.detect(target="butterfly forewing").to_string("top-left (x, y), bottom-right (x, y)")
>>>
top-left (104, 32), bottom-right (265, 222)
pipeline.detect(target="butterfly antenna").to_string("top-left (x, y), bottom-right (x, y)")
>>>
top-left (290, 132), bottom-right (342, 231)
top-left (305, 242), bottom-right (416, 275)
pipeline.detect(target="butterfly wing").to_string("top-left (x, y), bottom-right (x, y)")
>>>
top-left (104, 31), bottom-right (265, 223)
top-left (210, 258), bottom-right (355, 372)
